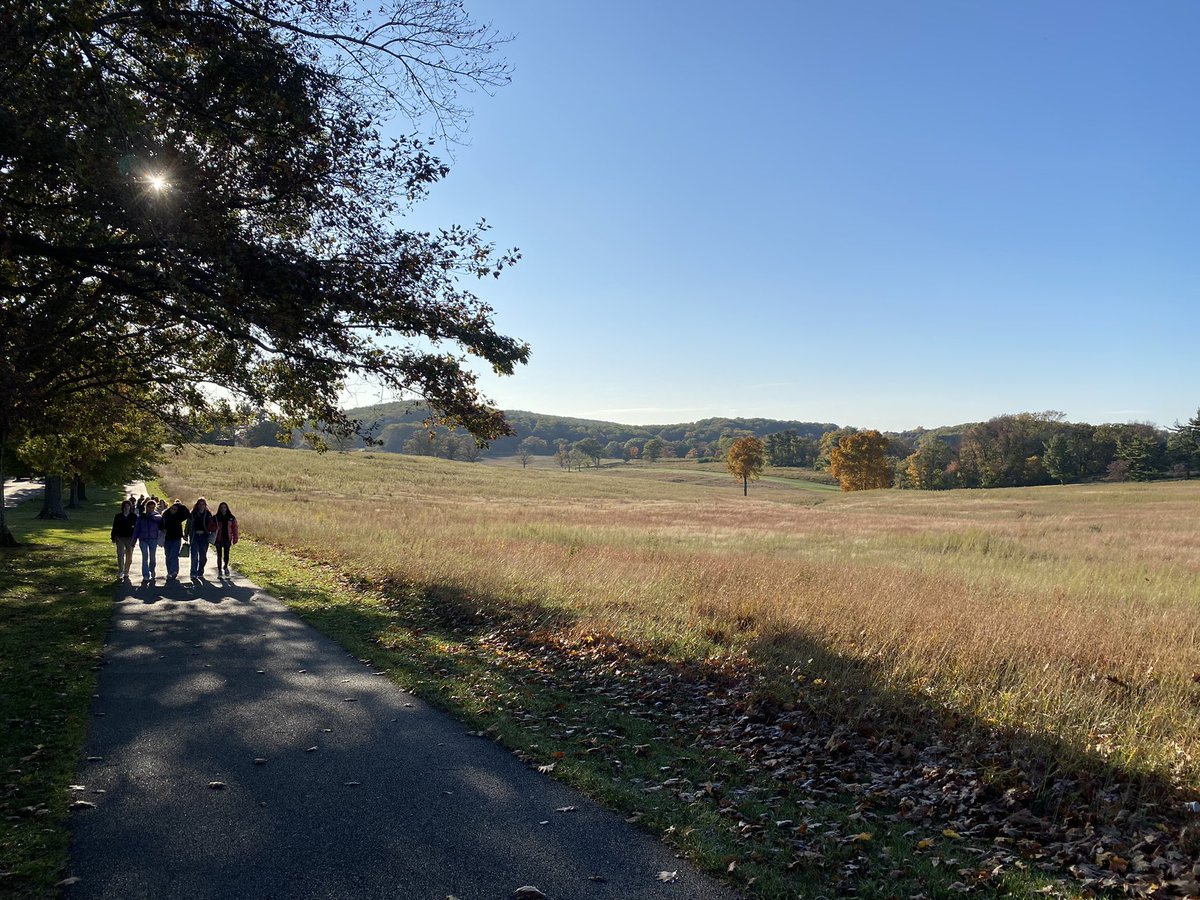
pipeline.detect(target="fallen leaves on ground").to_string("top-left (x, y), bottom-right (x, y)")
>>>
top-left (455, 625), bottom-right (1200, 897)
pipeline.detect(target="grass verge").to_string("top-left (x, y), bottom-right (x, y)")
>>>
top-left (0, 488), bottom-right (116, 898)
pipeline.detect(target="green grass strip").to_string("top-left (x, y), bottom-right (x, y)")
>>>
top-left (0, 488), bottom-right (117, 897)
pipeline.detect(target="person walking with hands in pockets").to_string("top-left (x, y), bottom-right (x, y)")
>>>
top-left (131, 500), bottom-right (162, 584)
top-left (160, 499), bottom-right (189, 582)
top-left (184, 497), bottom-right (217, 581)
top-left (110, 499), bottom-right (137, 581)
top-left (212, 502), bottom-right (239, 576)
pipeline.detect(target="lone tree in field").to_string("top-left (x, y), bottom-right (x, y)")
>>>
top-left (830, 430), bottom-right (894, 491)
top-left (517, 436), bottom-right (547, 468)
top-left (726, 436), bottom-right (765, 496)
top-left (0, 0), bottom-right (527, 544)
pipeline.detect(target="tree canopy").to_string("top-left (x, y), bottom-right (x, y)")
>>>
top-left (829, 430), bottom-right (893, 492)
top-left (0, 0), bottom-right (528, 541)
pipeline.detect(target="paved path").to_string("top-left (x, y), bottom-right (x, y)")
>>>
top-left (2, 477), bottom-right (42, 508)
top-left (67, 521), bottom-right (737, 898)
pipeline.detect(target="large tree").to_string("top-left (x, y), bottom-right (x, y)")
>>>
top-left (1167, 410), bottom-right (1200, 478)
top-left (904, 435), bottom-right (953, 490)
top-left (0, 0), bottom-right (527, 543)
top-left (830, 430), bottom-right (894, 492)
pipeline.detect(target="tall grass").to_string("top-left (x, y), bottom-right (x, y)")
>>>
top-left (161, 447), bottom-right (1200, 792)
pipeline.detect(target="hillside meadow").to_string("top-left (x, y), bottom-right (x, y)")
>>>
top-left (160, 447), bottom-right (1200, 793)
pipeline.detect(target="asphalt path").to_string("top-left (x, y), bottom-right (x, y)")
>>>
top-left (66, 510), bottom-right (738, 899)
top-left (2, 478), bottom-right (42, 508)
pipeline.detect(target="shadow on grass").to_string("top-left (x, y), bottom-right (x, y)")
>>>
top-left (244, 554), bottom-right (1132, 897)
top-left (748, 623), bottom-right (1192, 808)
top-left (0, 487), bottom-right (124, 898)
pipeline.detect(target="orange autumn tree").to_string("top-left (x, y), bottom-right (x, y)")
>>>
top-left (726, 436), bottom-right (765, 496)
top-left (829, 430), bottom-right (894, 491)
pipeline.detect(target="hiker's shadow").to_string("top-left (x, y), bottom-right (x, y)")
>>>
top-left (125, 574), bottom-right (263, 606)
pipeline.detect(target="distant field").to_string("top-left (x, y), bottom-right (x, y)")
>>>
top-left (483, 454), bottom-right (842, 491)
top-left (160, 447), bottom-right (1200, 793)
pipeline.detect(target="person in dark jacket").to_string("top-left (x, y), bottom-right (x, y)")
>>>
top-left (110, 500), bottom-right (138, 581)
top-left (184, 497), bottom-right (217, 580)
top-left (131, 503), bottom-right (162, 583)
top-left (160, 499), bottom-right (189, 582)
top-left (212, 502), bottom-right (239, 576)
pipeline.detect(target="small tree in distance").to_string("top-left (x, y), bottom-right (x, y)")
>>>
top-left (574, 438), bottom-right (603, 468)
top-left (726, 436), bottom-right (765, 496)
top-left (517, 436), bottom-right (547, 468)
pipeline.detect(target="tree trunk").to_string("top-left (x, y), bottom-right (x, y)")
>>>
top-left (37, 474), bottom-right (67, 519)
top-left (743, 476), bottom-right (748, 496)
top-left (0, 439), bottom-right (18, 547)
top-left (67, 475), bottom-right (79, 508)
top-left (76, 475), bottom-right (88, 501)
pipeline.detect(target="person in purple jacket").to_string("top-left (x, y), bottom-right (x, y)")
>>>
top-left (132, 502), bottom-right (163, 584)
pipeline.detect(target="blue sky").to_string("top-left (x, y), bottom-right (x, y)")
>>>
top-left (358, 1), bottom-right (1200, 432)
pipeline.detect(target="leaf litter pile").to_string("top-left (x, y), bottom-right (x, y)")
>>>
top-left (395, 614), bottom-right (1200, 898)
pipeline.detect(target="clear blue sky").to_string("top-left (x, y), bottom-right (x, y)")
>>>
top-left (359, 1), bottom-right (1200, 432)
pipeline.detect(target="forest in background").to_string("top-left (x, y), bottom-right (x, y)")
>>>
top-left (217, 402), bottom-right (1200, 491)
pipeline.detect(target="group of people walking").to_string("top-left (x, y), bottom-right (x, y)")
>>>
top-left (109, 494), bottom-right (239, 584)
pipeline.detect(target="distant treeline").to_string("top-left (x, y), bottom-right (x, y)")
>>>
top-left (218, 404), bottom-right (1200, 488)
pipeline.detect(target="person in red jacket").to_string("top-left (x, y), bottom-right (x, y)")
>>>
top-left (213, 501), bottom-right (239, 576)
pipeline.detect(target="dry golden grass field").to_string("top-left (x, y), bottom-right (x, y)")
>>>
top-left (160, 446), bottom-right (1200, 797)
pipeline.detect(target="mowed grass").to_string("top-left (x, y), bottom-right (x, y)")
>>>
top-left (161, 447), bottom-right (1200, 794)
top-left (0, 489), bottom-right (116, 897)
